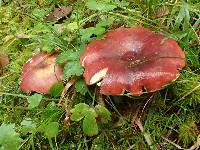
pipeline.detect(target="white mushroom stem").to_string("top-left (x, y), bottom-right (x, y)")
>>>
top-left (90, 68), bottom-right (108, 85)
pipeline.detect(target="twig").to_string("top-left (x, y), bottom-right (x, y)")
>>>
top-left (188, 135), bottom-right (200, 150)
top-left (58, 77), bottom-right (76, 105)
top-left (0, 74), bottom-right (10, 80)
top-left (0, 92), bottom-right (59, 101)
top-left (134, 119), bottom-right (155, 150)
top-left (126, 144), bottom-right (135, 150)
top-left (63, 91), bottom-right (76, 125)
top-left (162, 137), bottom-right (184, 149)
top-left (139, 94), bottom-right (154, 120)
top-left (178, 83), bottom-right (200, 101)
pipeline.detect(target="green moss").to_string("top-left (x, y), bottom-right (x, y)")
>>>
top-left (0, 0), bottom-right (200, 149)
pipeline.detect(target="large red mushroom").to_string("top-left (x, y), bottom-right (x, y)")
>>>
top-left (80, 27), bottom-right (185, 96)
top-left (20, 52), bottom-right (63, 94)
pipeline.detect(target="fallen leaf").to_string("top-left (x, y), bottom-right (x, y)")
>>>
top-left (0, 53), bottom-right (9, 67)
top-left (44, 6), bottom-right (72, 22)
top-left (156, 5), bottom-right (169, 18)
top-left (16, 34), bottom-right (31, 39)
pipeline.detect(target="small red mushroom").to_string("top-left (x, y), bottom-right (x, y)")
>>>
top-left (80, 27), bottom-right (185, 96)
top-left (20, 52), bottom-right (63, 94)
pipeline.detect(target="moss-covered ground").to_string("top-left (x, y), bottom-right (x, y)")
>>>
top-left (0, 0), bottom-right (200, 149)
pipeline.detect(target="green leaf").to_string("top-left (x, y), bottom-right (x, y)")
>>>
top-left (70, 103), bottom-right (90, 121)
top-left (45, 122), bottom-right (59, 138)
top-left (80, 27), bottom-right (95, 41)
top-left (64, 61), bottom-right (84, 80)
top-left (80, 27), bottom-right (105, 41)
top-left (44, 0), bottom-right (54, 5)
top-left (41, 43), bottom-right (53, 52)
top-left (95, 105), bottom-right (111, 123)
top-left (174, 2), bottom-right (190, 31)
top-left (32, 8), bottom-right (49, 18)
top-left (37, 102), bottom-right (62, 133)
top-left (0, 124), bottom-right (22, 150)
top-left (71, 103), bottom-right (103, 136)
top-left (27, 93), bottom-right (43, 109)
top-left (67, 22), bottom-right (79, 31)
top-left (80, 19), bottom-right (113, 41)
top-left (114, 0), bottom-right (129, 7)
top-left (31, 23), bottom-right (50, 34)
top-left (75, 79), bottom-right (88, 95)
top-left (57, 51), bottom-right (81, 64)
top-left (21, 118), bottom-right (36, 134)
top-left (94, 27), bottom-right (106, 36)
top-left (96, 19), bottom-right (114, 28)
top-left (49, 82), bottom-right (64, 98)
top-left (83, 109), bottom-right (98, 136)
top-left (86, 0), bottom-right (116, 12)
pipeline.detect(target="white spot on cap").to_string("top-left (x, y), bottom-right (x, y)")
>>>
top-left (90, 68), bottom-right (108, 84)
top-left (121, 40), bottom-right (143, 54)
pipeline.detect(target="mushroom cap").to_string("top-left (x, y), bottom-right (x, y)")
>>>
top-left (80, 27), bottom-right (185, 96)
top-left (20, 52), bottom-right (63, 94)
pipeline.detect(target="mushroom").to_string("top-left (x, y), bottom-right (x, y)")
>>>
top-left (20, 52), bottom-right (63, 94)
top-left (80, 27), bottom-right (185, 96)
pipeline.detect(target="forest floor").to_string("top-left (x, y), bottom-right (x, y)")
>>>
top-left (0, 0), bottom-right (200, 150)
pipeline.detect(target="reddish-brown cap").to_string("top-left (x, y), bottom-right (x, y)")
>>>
top-left (80, 27), bottom-right (185, 96)
top-left (20, 52), bottom-right (63, 94)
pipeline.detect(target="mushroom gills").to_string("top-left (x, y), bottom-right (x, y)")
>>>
top-left (90, 68), bottom-right (108, 85)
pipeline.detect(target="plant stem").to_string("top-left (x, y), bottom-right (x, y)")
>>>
top-left (31, 135), bottom-right (35, 150)
top-left (178, 83), bottom-right (200, 101)
top-left (48, 137), bottom-right (55, 150)
top-left (0, 92), bottom-right (59, 101)
top-left (135, 119), bottom-right (155, 150)
top-left (79, 13), bottom-right (101, 26)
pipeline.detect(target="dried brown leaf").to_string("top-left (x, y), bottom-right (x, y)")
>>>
top-left (156, 5), bottom-right (169, 18)
top-left (44, 6), bottom-right (72, 22)
top-left (0, 53), bottom-right (9, 67)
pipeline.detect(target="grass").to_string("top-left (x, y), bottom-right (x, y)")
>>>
top-left (0, 0), bottom-right (200, 149)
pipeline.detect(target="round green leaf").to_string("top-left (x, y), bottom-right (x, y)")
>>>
top-left (45, 122), bottom-right (59, 138)
top-left (83, 109), bottom-right (98, 136)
